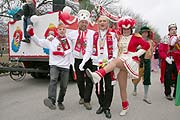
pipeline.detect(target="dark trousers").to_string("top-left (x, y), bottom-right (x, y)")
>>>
top-left (74, 58), bottom-right (93, 103)
top-left (48, 65), bottom-right (69, 104)
top-left (164, 62), bottom-right (177, 97)
top-left (143, 59), bottom-right (151, 85)
top-left (23, 17), bottom-right (32, 39)
top-left (92, 65), bottom-right (114, 110)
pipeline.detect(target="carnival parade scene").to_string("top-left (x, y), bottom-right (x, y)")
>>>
top-left (0, 0), bottom-right (180, 120)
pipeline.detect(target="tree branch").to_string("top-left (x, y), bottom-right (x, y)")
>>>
top-left (37, 0), bottom-right (52, 8)
top-left (0, 14), bottom-right (12, 18)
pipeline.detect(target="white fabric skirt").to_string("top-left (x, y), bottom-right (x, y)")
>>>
top-left (114, 53), bottom-right (139, 79)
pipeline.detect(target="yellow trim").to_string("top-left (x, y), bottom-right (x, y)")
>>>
top-left (134, 33), bottom-right (142, 38)
top-left (175, 43), bottom-right (180, 50)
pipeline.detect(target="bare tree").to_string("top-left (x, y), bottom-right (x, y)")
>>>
top-left (0, 0), bottom-right (161, 40)
top-left (0, 0), bottom-right (53, 36)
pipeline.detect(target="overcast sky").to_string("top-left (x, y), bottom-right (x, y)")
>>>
top-left (120, 0), bottom-right (180, 37)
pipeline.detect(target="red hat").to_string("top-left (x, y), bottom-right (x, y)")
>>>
top-left (44, 23), bottom-right (58, 38)
top-left (118, 16), bottom-right (136, 29)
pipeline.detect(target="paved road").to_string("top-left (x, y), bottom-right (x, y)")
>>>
top-left (0, 70), bottom-right (179, 120)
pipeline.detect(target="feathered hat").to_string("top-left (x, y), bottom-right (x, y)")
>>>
top-left (118, 16), bottom-right (136, 29)
top-left (168, 23), bottom-right (177, 31)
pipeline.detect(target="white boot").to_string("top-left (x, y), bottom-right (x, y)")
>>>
top-left (86, 68), bottom-right (101, 84)
top-left (120, 108), bottom-right (129, 116)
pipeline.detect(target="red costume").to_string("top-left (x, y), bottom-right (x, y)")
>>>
top-left (159, 35), bottom-right (179, 83)
top-left (159, 23), bottom-right (178, 99)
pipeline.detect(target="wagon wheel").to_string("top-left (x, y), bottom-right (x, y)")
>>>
top-left (9, 66), bottom-right (26, 82)
top-left (30, 66), bottom-right (49, 79)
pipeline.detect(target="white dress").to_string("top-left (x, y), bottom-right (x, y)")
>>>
top-left (114, 35), bottom-right (139, 79)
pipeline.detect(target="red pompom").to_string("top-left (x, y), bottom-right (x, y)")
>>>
top-left (118, 17), bottom-right (136, 29)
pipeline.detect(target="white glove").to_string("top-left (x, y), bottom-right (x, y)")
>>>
top-left (165, 57), bottom-right (172, 64)
top-left (111, 80), bottom-right (117, 86)
top-left (79, 62), bottom-right (85, 71)
top-left (133, 49), bottom-right (146, 57)
top-left (21, 15), bottom-right (24, 20)
top-left (108, 57), bottom-right (115, 63)
top-left (47, 35), bottom-right (54, 41)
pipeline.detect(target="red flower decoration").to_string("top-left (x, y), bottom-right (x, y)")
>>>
top-left (118, 17), bottom-right (136, 29)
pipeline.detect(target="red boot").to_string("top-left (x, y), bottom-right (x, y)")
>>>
top-left (120, 101), bottom-right (129, 116)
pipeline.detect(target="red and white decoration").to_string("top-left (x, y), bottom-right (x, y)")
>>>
top-left (118, 16), bottom-right (136, 29)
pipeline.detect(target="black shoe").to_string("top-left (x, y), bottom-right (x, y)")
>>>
top-left (166, 95), bottom-right (173, 101)
top-left (44, 98), bottom-right (56, 110)
top-left (96, 106), bottom-right (104, 114)
top-left (22, 39), bottom-right (30, 43)
top-left (84, 102), bottom-right (92, 110)
top-left (173, 92), bottom-right (176, 98)
top-left (104, 109), bottom-right (111, 119)
top-left (79, 98), bottom-right (84, 104)
top-left (58, 103), bottom-right (65, 110)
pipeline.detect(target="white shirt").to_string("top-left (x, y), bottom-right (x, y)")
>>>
top-left (80, 30), bottom-right (118, 66)
top-left (92, 31), bottom-right (118, 65)
top-left (31, 35), bottom-right (72, 69)
top-left (67, 29), bottom-right (95, 59)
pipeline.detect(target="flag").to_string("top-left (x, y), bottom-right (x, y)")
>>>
top-left (175, 70), bottom-right (180, 107)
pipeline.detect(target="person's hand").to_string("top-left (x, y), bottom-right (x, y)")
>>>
top-left (47, 35), bottom-right (54, 41)
top-left (165, 57), bottom-right (172, 64)
top-left (79, 63), bottom-right (85, 71)
top-left (27, 25), bottom-right (34, 37)
top-left (171, 57), bottom-right (174, 61)
top-left (108, 57), bottom-right (114, 63)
